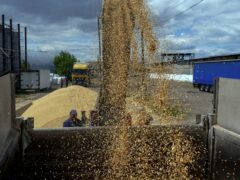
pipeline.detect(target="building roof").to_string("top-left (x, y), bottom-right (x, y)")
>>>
top-left (191, 53), bottom-right (240, 63)
top-left (161, 53), bottom-right (194, 56)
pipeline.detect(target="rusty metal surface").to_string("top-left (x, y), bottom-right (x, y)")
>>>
top-left (0, 74), bottom-right (15, 146)
top-left (0, 74), bottom-right (21, 179)
top-left (209, 78), bottom-right (240, 179)
top-left (211, 126), bottom-right (240, 179)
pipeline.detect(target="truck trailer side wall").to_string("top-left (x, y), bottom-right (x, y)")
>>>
top-left (39, 69), bottom-right (50, 90)
top-left (20, 70), bottom-right (50, 90)
top-left (0, 74), bottom-right (22, 178)
top-left (193, 60), bottom-right (240, 91)
top-left (209, 78), bottom-right (240, 179)
top-left (0, 74), bottom-right (15, 146)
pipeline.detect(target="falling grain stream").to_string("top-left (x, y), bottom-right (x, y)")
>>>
top-left (99, 0), bottom-right (207, 179)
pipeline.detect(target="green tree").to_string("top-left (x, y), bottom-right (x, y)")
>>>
top-left (21, 60), bottom-right (31, 71)
top-left (53, 51), bottom-right (77, 79)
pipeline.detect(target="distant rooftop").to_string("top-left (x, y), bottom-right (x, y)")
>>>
top-left (161, 53), bottom-right (195, 56)
top-left (191, 53), bottom-right (240, 63)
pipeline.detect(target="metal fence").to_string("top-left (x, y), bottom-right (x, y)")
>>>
top-left (0, 15), bottom-right (22, 75)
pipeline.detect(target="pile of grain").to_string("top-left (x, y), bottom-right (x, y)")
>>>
top-left (22, 86), bottom-right (98, 128)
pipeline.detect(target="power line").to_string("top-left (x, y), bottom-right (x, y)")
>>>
top-left (168, 0), bottom-right (187, 10)
top-left (172, 0), bottom-right (204, 19)
top-left (155, 0), bottom-right (205, 27)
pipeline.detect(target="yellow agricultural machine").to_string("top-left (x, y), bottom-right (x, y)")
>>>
top-left (72, 63), bottom-right (91, 86)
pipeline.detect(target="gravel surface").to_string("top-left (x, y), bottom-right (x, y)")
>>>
top-left (170, 81), bottom-right (213, 124)
top-left (15, 92), bottom-right (49, 111)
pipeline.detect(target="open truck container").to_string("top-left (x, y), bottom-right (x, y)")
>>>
top-left (1, 74), bottom-right (240, 179)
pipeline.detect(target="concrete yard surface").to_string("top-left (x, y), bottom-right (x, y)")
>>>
top-left (171, 81), bottom-right (213, 124)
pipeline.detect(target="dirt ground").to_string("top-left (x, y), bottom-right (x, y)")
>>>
top-left (126, 79), bottom-right (213, 125)
top-left (15, 92), bottom-right (49, 110)
top-left (170, 81), bottom-right (213, 124)
top-left (15, 85), bottom-right (67, 109)
top-left (16, 92), bottom-right (49, 104)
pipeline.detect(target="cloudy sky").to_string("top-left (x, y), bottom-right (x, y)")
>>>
top-left (0, 0), bottom-right (239, 67)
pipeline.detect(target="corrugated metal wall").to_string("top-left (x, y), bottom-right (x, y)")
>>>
top-left (0, 25), bottom-right (20, 74)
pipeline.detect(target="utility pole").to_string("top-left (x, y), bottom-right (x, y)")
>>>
top-left (10, 19), bottom-right (14, 72)
top-left (2, 15), bottom-right (6, 71)
top-left (24, 27), bottom-right (28, 70)
top-left (141, 30), bottom-right (147, 99)
top-left (18, 24), bottom-right (21, 72)
top-left (97, 16), bottom-right (104, 121)
top-left (97, 16), bottom-right (102, 75)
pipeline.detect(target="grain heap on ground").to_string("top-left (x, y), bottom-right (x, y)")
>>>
top-left (22, 86), bottom-right (98, 128)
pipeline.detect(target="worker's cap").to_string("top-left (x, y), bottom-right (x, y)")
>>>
top-left (70, 109), bottom-right (77, 116)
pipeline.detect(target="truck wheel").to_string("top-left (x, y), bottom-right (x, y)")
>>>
top-left (209, 86), bottom-right (214, 93)
top-left (205, 86), bottom-right (209, 92)
top-left (200, 85), bottom-right (205, 91)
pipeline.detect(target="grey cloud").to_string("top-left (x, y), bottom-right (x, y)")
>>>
top-left (76, 19), bottom-right (98, 33)
top-left (1, 0), bottom-right (102, 23)
top-left (154, 0), bottom-right (240, 57)
top-left (0, 0), bottom-right (102, 34)
top-left (1, 0), bottom-right (239, 66)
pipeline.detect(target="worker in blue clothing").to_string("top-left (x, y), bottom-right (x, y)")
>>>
top-left (63, 109), bottom-right (84, 127)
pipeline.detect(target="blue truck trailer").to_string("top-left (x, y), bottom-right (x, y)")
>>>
top-left (193, 60), bottom-right (240, 92)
